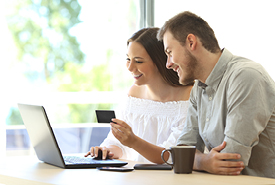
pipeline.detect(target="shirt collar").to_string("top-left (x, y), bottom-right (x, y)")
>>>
top-left (198, 48), bottom-right (233, 92)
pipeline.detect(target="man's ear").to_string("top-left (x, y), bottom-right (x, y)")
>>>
top-left (186, 34), bottom-right (197, 50)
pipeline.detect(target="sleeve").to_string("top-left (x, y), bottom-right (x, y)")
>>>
top-left (100, 130), bottom-right (134, 159)
top-left (157, 119), bottom-right (186, 163)
top-left (222, 66), bottom-right (275, 165)
top-left (160, 121), bottom-right (185, 149)
top-left (176, 81), bottom-right (205, 153)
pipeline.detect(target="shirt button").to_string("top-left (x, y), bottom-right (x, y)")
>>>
top-left (206, 118), bottom-right (209, 122)
top-left (209, 97), bottom-right (212, 101)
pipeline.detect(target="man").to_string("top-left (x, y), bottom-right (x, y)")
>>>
top-left (157, 11), bottom-right (275, 178)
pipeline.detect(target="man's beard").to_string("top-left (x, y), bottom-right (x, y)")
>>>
top-left (179, 49), bottom-right (198, 85)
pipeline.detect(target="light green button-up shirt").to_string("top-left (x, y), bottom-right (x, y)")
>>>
top-left (177, 49), bottom-right (275, 178)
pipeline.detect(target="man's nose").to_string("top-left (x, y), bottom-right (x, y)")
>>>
top-left (166, 57), bottom-right (173, 69)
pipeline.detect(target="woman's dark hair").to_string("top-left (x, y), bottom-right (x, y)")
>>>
top-left (127, 27), bottom-right (182, 86)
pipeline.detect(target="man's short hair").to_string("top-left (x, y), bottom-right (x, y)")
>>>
top-left (157, 11), bottom-right (220, 53)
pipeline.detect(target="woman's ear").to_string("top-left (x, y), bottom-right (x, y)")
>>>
top-left (186, 34), bottom-right (197, 50)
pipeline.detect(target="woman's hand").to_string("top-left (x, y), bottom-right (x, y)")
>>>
top-left (84, 146), bottom-right (114, 160)
top-left (110, 118), bottom-right (166, 164)
top-left (110, 118), bottom-right (138, 148)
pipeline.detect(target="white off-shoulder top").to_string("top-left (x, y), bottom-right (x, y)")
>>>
top-left (100, 96), bottom-right (189, 163)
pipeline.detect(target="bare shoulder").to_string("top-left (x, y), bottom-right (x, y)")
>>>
top-left (128, 85), bottom-right (145, 98)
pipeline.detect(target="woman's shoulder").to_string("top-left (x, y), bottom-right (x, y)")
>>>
top-left (127, 85), bottom-right (145, 98)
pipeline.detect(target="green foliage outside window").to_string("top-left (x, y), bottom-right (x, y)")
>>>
top-left (5, 0), bottom-right (137, 125)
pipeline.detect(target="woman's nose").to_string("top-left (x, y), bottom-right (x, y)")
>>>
top-left (127, 61), bottom-right (134, 72)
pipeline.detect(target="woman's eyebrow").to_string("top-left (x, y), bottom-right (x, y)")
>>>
top-left (126, 54), bottom-right (144, 60)
top-left (134, 57), bottom-right (144, 60)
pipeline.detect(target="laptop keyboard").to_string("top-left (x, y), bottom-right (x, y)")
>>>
top-left (63, 156), bottom-right (97, 164)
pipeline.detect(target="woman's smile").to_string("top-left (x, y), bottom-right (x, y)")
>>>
top-left (133, 74), bottom-right (143, 79)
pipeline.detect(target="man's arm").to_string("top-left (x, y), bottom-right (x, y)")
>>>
top-left (178, 82), bottom-right (244, 175)
top-left (193, 142), bottom-right (245, 175)
top-left (222, 67), bottom-right (273, 165)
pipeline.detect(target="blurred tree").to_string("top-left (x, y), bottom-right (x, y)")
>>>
top-left (53, 61), bottom-right (113, 123)
top-left (5, 0), bottom-right (136, 125)
top-left (6, 0), bottom-right (84, 82)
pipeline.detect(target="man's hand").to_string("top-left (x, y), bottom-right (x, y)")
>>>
top-left (195, 141), bottom-right (245, 175)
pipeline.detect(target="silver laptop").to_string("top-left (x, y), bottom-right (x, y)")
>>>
top-left (17, 103), bottom-right (127, 169)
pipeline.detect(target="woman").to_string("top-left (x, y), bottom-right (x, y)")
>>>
top-left (85, 27), bottom-right (193, 163)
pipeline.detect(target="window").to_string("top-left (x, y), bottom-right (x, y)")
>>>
top-left (154, 0), bottom-right (275, 80)
top-left (5, 0), bottom-right (273, 157)
top-left (2, 0), bottom-right (144, 156)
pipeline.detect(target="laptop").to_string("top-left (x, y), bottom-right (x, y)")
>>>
top-left (17, 103), bottom-right (128, 169)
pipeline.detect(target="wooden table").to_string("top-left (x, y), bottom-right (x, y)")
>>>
top-left (0, 156), bottom-right (274, 185)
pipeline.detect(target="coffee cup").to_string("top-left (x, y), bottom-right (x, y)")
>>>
top-left (161, 146), bottom-right (196, 174)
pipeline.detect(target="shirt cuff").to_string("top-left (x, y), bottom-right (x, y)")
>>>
top-left (222, 136), bottom-right (252, 166)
